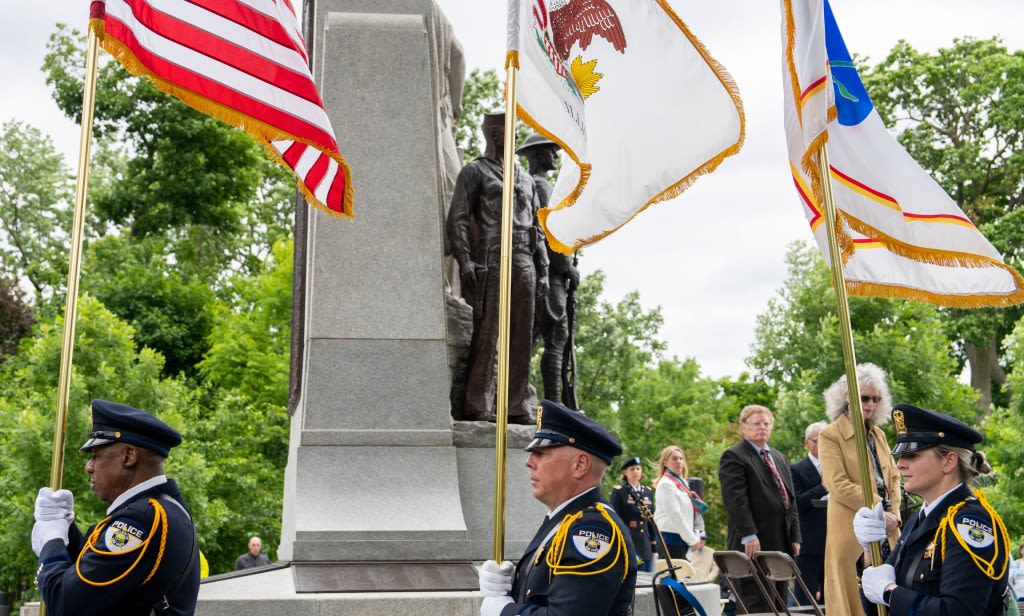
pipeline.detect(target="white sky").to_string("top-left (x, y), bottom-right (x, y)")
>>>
top-left (4, 1), bottom-right (1023, 378)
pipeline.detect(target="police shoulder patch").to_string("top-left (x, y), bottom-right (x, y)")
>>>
top-left (571, 524), bottom-right (613, 560)
top-left (955, 514), bottom-right (994, 549)
top-left (101, 516), bottom-right (147, 554)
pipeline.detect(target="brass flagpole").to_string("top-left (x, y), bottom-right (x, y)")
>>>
top-left (50, 27), bottom-right (100, 492)
top-left (41, 25), bottom-right (101, 616)
top-left (816, 144), bottom-right (887, 616)
top-left (491, 61), bottom-right (520, 563)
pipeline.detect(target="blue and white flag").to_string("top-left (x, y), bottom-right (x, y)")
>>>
top-left (781, 0), bottom-right (1024, 307)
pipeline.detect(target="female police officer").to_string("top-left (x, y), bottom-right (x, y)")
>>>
top-left (854, 403), bottom-right (1011, 616)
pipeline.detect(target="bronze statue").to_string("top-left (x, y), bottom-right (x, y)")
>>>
top-left (446, 112), bottom-right (548, 423)
top-left (517, 134), bottom-right (579, 406)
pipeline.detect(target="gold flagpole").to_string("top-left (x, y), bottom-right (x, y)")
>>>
top-left (491, 61), bottom-right (520, 563)
top-left (817, 145), bottom-right (887, 616)
top-left (40, 25), bottom-right (100, 616)
top-left (49, 29), bottom-right (100, 492)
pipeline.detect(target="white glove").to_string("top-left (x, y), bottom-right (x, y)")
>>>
top-left (861, 564), bottom-right (896, 605)
top-left (480, 596), bottom-right (514, 616)
top-left (479, 560), bottom-right (514, 597)
top-left (853, 503), bottom-right (886, 547)
top-left (32, 519), bottom-right (71, 556)
top-left (35, 487), bottom-right (74, 522)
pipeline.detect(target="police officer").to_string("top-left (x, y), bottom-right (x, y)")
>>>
top-left (854, 403), bottom-right (1010, 616)
top-left (477, 400), bottom-right (637, 616)
top-left (32, 400), bottom-right (200, 615)
top-left (610, 456), bottom-right (657, 572)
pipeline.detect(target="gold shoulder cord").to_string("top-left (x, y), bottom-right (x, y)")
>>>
top-left (934, 489), bottom-right (1010, 580)
top-left (545, 503), bottom-right (629, 581)
top-left (76, 498), bottom-right (170, 587)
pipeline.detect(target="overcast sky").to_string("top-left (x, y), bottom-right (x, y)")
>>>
top-left (4, 1), bottom-right (1023, 378)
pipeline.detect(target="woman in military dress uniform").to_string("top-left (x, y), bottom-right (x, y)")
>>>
top-left (610, 456), bottom-right (657, 571)
top-left (855, 403), bottom-right (1011, 616)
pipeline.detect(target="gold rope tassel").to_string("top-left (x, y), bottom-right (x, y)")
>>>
top-left (75, 499), bottom-right (168, 587)
top-left (934, 489), bottom-right (1010, 580)
top-left (545, 504), bottom-right (629, 581)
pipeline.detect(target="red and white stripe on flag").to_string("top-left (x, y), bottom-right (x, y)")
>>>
top-left (89, 0), bottom-right (353, 217)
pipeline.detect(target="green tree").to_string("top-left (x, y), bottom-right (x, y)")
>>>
top-left (0, 278), bottom-right (33, 361)
top-left (863, 38), bottom-right (1024, 408)
top-left (985, 317), bottom-right (1024, 535)
top-left (749, 242), bottom-right (979, 426)
top-left (0, 120), bottom-right (73, 306)
top-left (189, 240), bottom-right (294, 572)
top-left (571, 270), bottom-right (666, 431)
top-left (83, 235), bottom-right (215, 378)
top-left (45, 27), bottom-right (265, 243)
top-left (199, 239), bottom-right (293, 408)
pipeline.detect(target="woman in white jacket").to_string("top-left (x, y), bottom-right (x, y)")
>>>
top-left (654, 445), bottom-right (705, 560)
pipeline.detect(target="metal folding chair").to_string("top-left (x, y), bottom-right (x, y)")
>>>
top-left (712, 550), bottom-right (779, 615)
top-left (753, 551), bottom-right (825, 616)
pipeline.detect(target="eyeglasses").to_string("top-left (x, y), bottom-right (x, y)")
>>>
top-left (860, 395), bottom-right (882, 404)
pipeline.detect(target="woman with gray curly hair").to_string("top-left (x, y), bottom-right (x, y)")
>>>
top-left (819, 363), bottom-right (903, 616)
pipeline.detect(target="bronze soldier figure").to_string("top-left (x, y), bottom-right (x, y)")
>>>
top-left (446, 112), bottom-right (548, 423)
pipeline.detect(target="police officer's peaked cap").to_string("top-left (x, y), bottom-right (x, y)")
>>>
top-left (80, 399), bottom-right (182, 457)
top-left (516, 133), bottom-right (558, 155)
top-left (890, 403), bottom-right (983, 455)
top-left (526, 399), bottom-right (622, 464)
top-left (620, 456), bottom-right (642, 471)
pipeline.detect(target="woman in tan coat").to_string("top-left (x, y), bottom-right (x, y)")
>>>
top-left (819, 363), bottom-right (901, 616)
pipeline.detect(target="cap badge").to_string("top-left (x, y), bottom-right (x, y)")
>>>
top-left (536, 405), bottom-right (543, 429)
top-left (893, 410), bottom-right (906, 434)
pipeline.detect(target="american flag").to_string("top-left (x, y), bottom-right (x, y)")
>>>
top-left (89, 0), bottom-right (353, 217)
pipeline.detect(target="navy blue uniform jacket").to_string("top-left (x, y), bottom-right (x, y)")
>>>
top-left (885, 484), bottom-right (1008, 616)
top-left (609, 481), bottom-right (656, 562)
top-left (37, 479), bottom-right (200, 616)
top-left (504, 487), bottom-right (637, 616)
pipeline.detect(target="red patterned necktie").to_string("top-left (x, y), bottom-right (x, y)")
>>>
top-left (760, 448), bottom-right (791, 509)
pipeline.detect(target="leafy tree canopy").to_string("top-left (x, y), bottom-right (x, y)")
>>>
top-left (862, 37), bottom-right (1024, 406)
top-left (749, 242), bottom-right (979, 427)
top-left (0, 120), bottom-right (72, 306)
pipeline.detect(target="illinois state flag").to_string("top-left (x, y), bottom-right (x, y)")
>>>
top-left (90, 0), bottom-right (353, 218)
top-left (508, 0), bottom-right (745, 253)
top-left (782, 0), bottom-right (1024, 306)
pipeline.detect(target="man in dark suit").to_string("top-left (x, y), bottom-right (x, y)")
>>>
top-left (719, 404), bottom-right (801, 613)
top-left (790, 421), bottom-right (828, 605)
